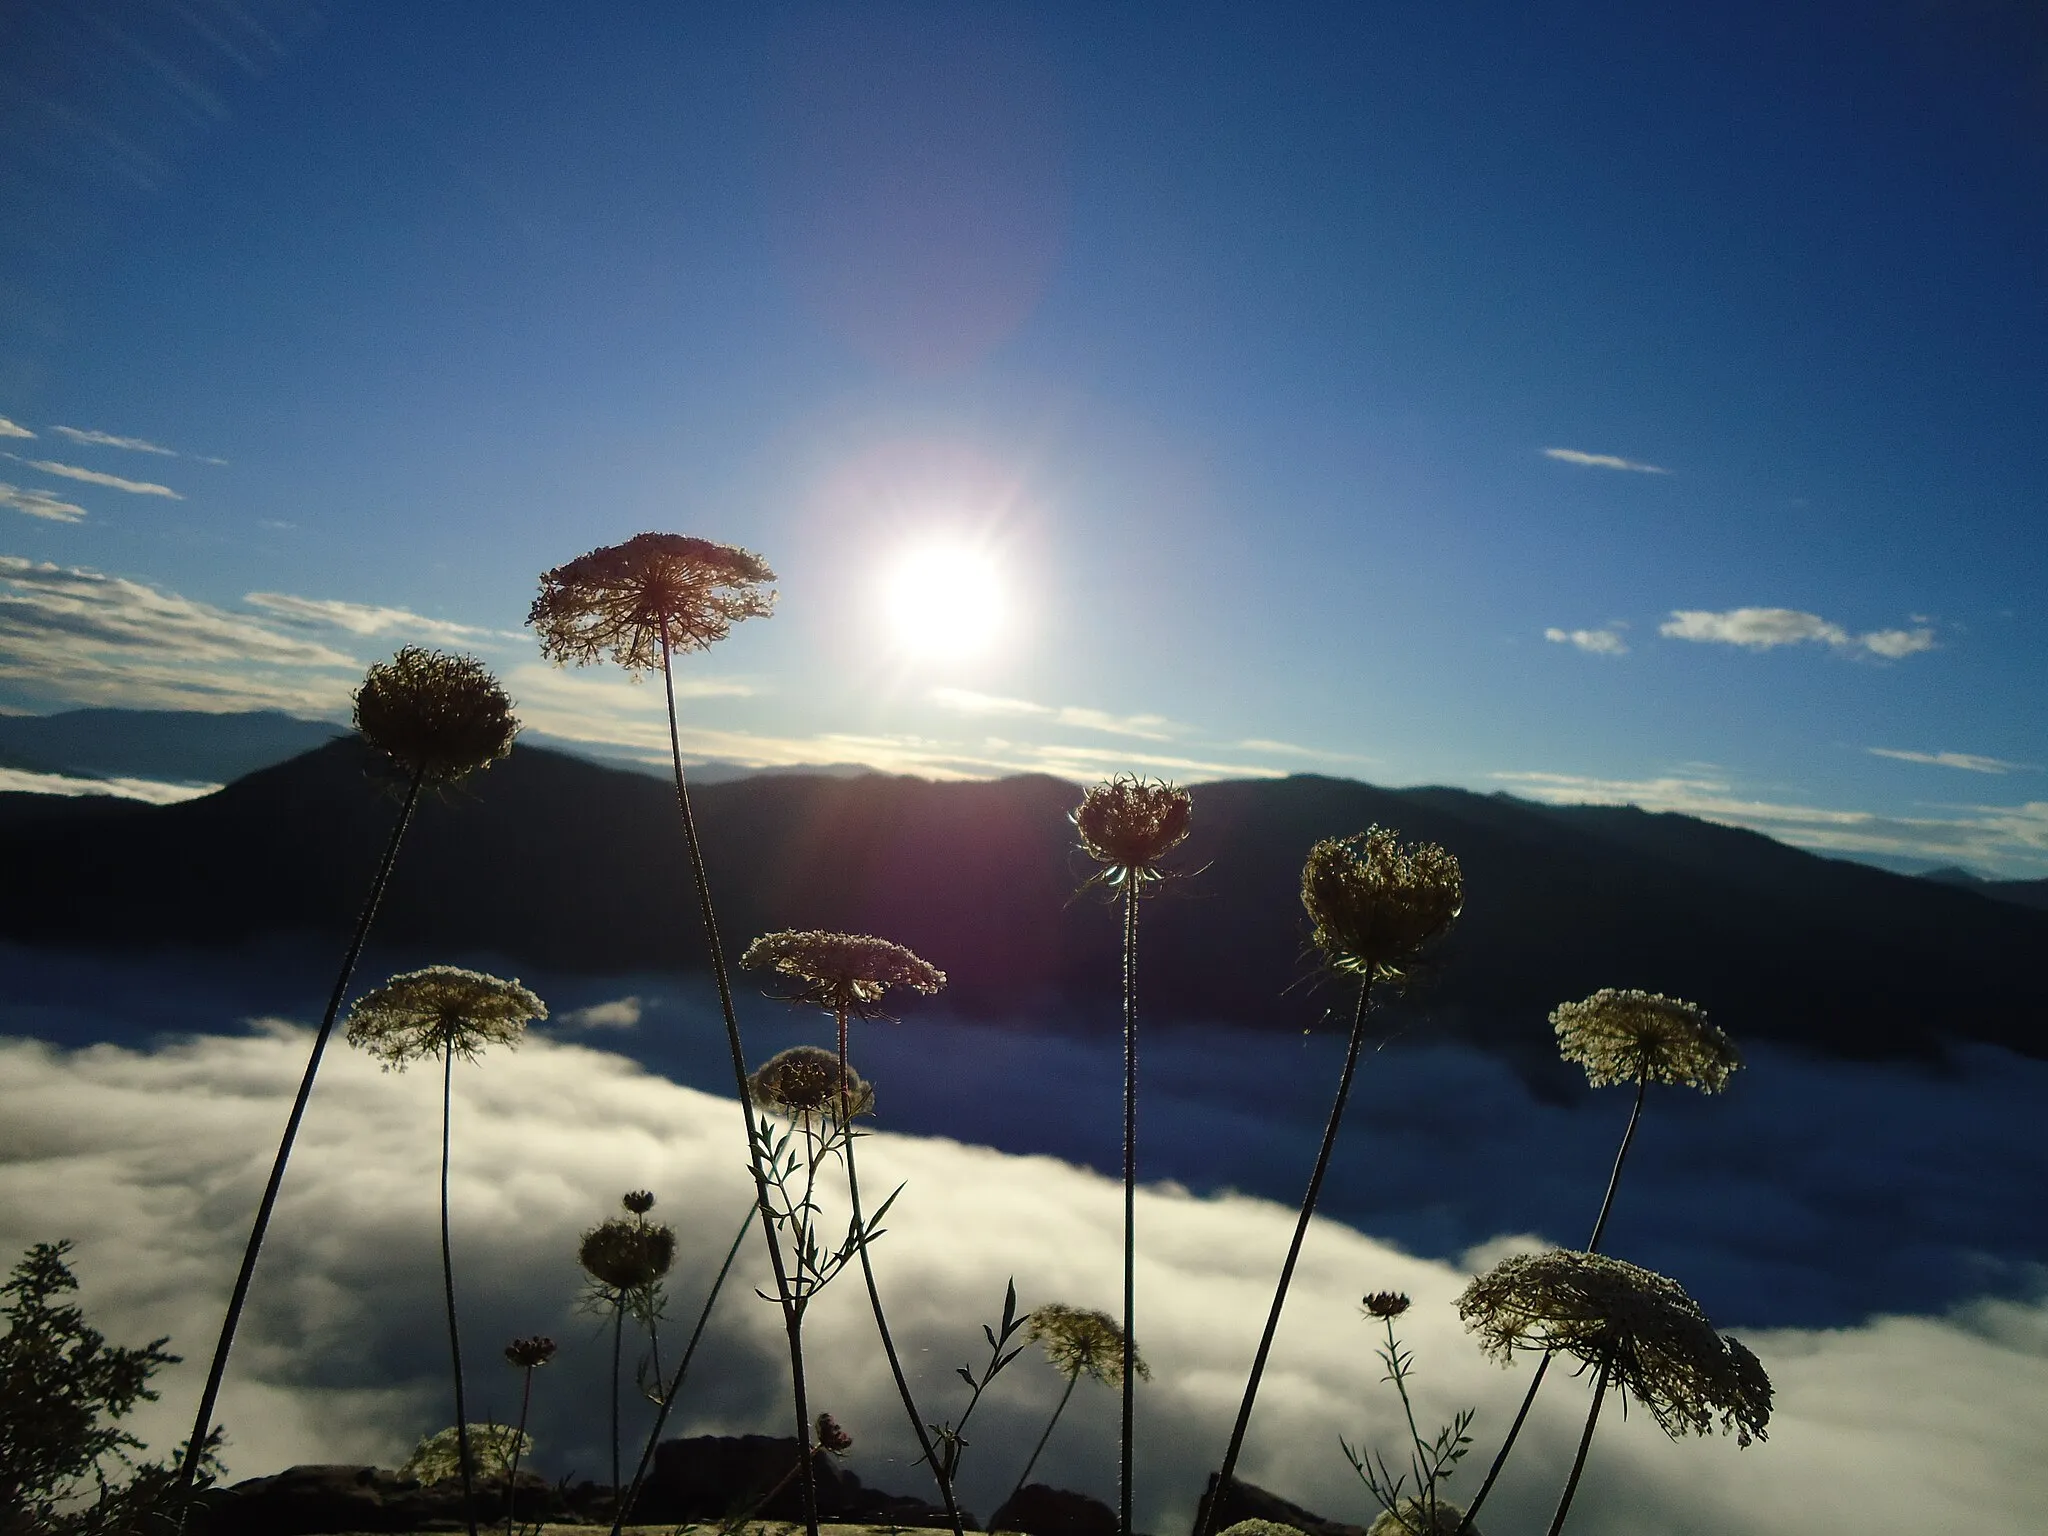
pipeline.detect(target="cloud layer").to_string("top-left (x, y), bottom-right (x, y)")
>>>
top-left (11, 457), bottom-right (183, 498)
top-left (0, 1027), bottom-right (2042, 1536)
top-left (1869, 748), bottom-right (2037, 776)
top-left (0, 482), bottom-right (88, 523)
top-left (1660, 608), bottom-right (1935, 659)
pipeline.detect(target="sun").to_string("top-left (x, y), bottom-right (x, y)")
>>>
top-left (882, 543), bottom-right (1006, 658)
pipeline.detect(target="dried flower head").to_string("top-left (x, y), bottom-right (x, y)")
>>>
top-left (746, 1045), bottom-right (876, 1120)
top-left (1025, 1303), bottom-right (1148, 1386)
top-left (621, 1191), bottom-right (656, 1216)
top-left (1552, 989), bottom-right (1741, 1092)
top-left (529, 532), bottom-right (776, 671)
top-left (577, 1217), bottom-right (677, 1293)
top-left (503, 1335), bottom-right (557, 1370)
top-left (740, 930), bottom-right (946, 1019)
top-left (1218, 1523), bottom-right (1309, 1536)
top-left (1366, 1501), bottom-right (1479, 1536)
top-left (1361, 1291), bottom-right (1412, 1320)
top-left (1301, 828), bottom-right (1464, 984)
top-left (345, 966), bottom-right (545, 1070)
top-left (1073, 775), bottom-right (1194, 886)
top-left (1456, 1249), bottom-right (1772, 1445)
top-left (816, 1413), bottom-right (853, 1456)
top-left (400, 1423), bottom-right (532, 1484)
top-left (352, 646), bottom-right (518, 784)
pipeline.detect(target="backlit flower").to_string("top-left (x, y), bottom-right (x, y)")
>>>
top-left (1218, 1523), bottom-right (1308, 1536)
top-left (740, 930), bottom-right (946, 1019)
top-left (528, 532), bottom-right (776, 672)
top-left (1367, 1501), bottom-right (1478, 1536)
top-left (503, 1336), bottom-right (557, 1370)
top-left (1360, 1291), bottom-right (1412, 1320)
top-left (1073, 775), bottom-right (1193, 886)
top-left (621, 1190), bottom-right (656, 1215)
top-left (400, 1423), bottom-right (531, 1484)
top-left (352, 647), bottom-right (518, 784)
top-left (578, 1217), bottom-right (677, 1293)
top-left (747, 1044), bottom-right (876, 1120)
top-left (345, 966), bottom-right (545, 1070)
top-left (1551, 989), bottom-right (1741, 1092)
top-left (1456, 1249), bottom-right (1771, 1446)
top-left (1300, 828), bottom-right (1463, 984)
top-left (1026, 1303), bottom-right (1148, 1386)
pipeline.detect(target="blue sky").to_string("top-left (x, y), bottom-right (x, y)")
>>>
top-left (1, 1), bottom-right (2044, 872)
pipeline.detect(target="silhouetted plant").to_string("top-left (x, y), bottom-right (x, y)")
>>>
top-left (1455, 989), bottom-right (1739, 1533)
top-left (177, 649), bottom-right (516, 1513)
top-left (1458, 1250), bottom-right (1770, 1535)
top-left (1206, 828), bottom-right (1462, 1535)
top-left (1340, 1291), bottom-right (1477, 1536)
top-left (575, 1193), bottom-right (677, 1503)
top-left (501, 1335), bottom-right (555, 1536)
top-left (526, 533), bottom-right (818, 1533)
top-left (741, 930), bottom-right (965, 1536)
top-left (1072, 773), bottom-right (1192, 1536)
top-left (350, 965), bottom-right (545, 1536)
top-left (401, 1423), bottom-right (532, 1484)
top-left (1009, 1303), bottom-right (1146, 1507)
top-left (928, 1281), bottom-right (1029, 1494)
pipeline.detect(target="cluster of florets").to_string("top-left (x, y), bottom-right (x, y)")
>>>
top-left (740, 930), bottom-right (945, 1018)
top-left (344, 966), bottom-right (545, 1070)
top-left (1027, 1303), bottom-right (1147, 1386)
top-left (1301, 827), bottom-right (1464, 984)
top-left (529, 533), bottom-right (776, 670)
top-left (1074, 775), bottom-right (1194, 885)
top-left (746, 1045), bottom-right (876, 1121)
top-left (577, 1217), bottom-right (677, 1294)
top-left (399, 1423), bottom-right (531, 1484)
top-left (1552, 989), bottom-right (1741, 1092)
top-left (353, 646), bottom-right (519, 784)
top-left (1365, 1501), bottom-right (1478, 1536)
top-left (502, 1335), bottom-right (556, 1370)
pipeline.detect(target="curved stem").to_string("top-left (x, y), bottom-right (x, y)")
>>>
top-left (657, 632), bottom-right (816, 1536)
top-left (1119, 881), bottom-right (1140, 1536)
top-left (176, 768), bottom-right (425, 1513)
top-left (610, 1303), bottom-right (623, 1501)
top-left (442, 1041), bottom-right (477, 1536)
top-left (614, 1210), bottom-right (752, 1536)
top-left (507, 1367), bottom-right (533, 1536)
top-left (1010, 1369), bottom-right (1080, 1508)
top-left (1202, 974), bottom-right (1373, 1536)
top-left (1455, 1072), bottom-right (1647, 1535)
top-left (838, 1012), bottom-right (966, 1536)
top-left (1544, 1358), bottom-right (1612, 1536)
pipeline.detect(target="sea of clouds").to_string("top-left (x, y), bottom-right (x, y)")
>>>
top-left (2, 1008), bottom-right (2045, 1535)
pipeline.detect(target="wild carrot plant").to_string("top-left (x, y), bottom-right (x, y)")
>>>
top-left (1072, 774), bottom-right (1192, 1536)
top-left (927, 1281), bottom-right (1029, 1497)
top-left (177, 649), bottom-right (516, 1513)
top-left (1205, 828), bottom-right (1461, 1535)
top-left (347, 965), bottom-right (545, 1536)
top-left (575, 1192), bottom-right (677, 1505)
top-left (501, 1335), bottom-right (555, 1536)
top-left (1008, 1304), bottom-right (1145, 1508)
top-left (1339, 1292), bottom-right (1477, 1536)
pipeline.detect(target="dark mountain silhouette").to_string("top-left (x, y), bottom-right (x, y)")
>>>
top-left (1921, 864), bottom-right (2048, 913)
top-left (0, 708), bottom-right (344, 783)
top-left (1, 739), bottom-right (2043, 1062)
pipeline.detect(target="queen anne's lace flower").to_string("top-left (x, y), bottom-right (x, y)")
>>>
top-left (1073, 776), bottom-right (1193, 885)
top-left (1552, 989), bottom-right (1741, 1092)
top-left (1300, 828), bottom-right (1463, 983)
top-left (400, 1423), bottom-right (531, 1483)
top-left (577, 1217), bottom-right (677, 1293)
top-left (1366, 1501), bottom-right (1478, 1536)
top-left (345, 966), bottom-right (544, 1069)
top-left (747, 1045), bottom-right (876, 1120)
top-left (503, 1336), bottom-right (556, 1370)
top-left (352, 647), bottom-right (517, 784)
top-left (740, 931), bottom-right (945, 1019)
top-left (1218, 1522), bottom-right (1308, 1536)
top-left (528, 532), bottom-right (775, 671)
top-left (1456, 1250), bottom-right (1771, 1446)
top-left (1027, 1303), bottom-right (1148, 1386)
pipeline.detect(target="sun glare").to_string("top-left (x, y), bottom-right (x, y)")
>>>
top-left (883, 543), bottom-right (1006, 658)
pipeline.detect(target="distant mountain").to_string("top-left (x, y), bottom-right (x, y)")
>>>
top-left (2, 740), bottom-right (2045, 1063)
top-left (1920, 865), bottom-right (2048, 914)
top-left (0, 709), bottom-right (345, 784)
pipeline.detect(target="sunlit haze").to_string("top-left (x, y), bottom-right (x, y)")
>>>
top-left (882, 542), bottom-right (1008, 661)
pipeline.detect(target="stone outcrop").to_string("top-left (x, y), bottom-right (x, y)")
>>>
top-left (1192, 1475), bottom-right (1368, 1536)
top-left (987, 1482), bottom-right (1118, 1536)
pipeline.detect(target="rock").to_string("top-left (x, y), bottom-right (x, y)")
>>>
top-left (635, 1433), bottom-right (972, 1529)
top-left (198, 1463), bottom-right (566, 1535)
top-left (1192, 1475), bottom-right (1368, 1536)
top-left (988, 1483), bottom-right (1118, 1536)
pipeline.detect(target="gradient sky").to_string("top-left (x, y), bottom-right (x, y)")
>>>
top-left (2, 1), bottom-right (2045, 872)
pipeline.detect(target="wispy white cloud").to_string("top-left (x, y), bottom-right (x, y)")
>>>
top-left (557, 996), bottom-right (643, 1030)
top-left (10, 457), bottom-right (182, 499)
top-left (1544, 626), bottom-right (1629, 656)
top-left (0, 417), bottom-right (34, 440)
top-left (243, 592), bottom-right (504, 645)
top-left (1660, 607), bottom-right (1936, 659)
top-left (1493, 767), bottom-right (2048, 875)
top-left (928, 686), bottom-right (1176, 740)
top-left (0, 767), bottom-right (217, 804)
top-left (49, 425), bottom-right (178, 456)
top-left (0, 483), bottom-right (89, 523)
top-left (1235, 737), bottom-right (1377, 765)
top-left (1870, 748), bottom-right (2039, 776)
top-left (1543, 447), bottom-right (1670, 474)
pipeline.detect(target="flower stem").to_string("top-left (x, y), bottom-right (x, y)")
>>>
top-left (1202, 973), bottom-right (1373, 1536)
top-left (442, 1040), bottom-right (478, 1536)
top-left (507, 1367), bottom-right (534, 1536)
top-left (838, 1012), bottom-right (965, 1536)
top-left (610, 1302), bottom-right (623, 1503)
top-left (1010, 1369), bottom-right (1080, 1509)
top-left (1119, 879), bottom-right (1140, 1536)
top-left (657, 629), bottom-right (816, 1536)
top-left (1544, 1357), bottom-right (1612, 1536)
top-left (1455, 1072), bottom-right (1647, 1535)
top-left (176, 767), bottom-right (425, 1518)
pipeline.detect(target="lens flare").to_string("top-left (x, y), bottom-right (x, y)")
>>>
top-left (883, 544), bottom-right (1005, 657)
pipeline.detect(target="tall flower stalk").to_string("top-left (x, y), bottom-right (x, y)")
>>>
top-left (1007, 1304), bottom-right (1145, 1508)
top-left (1203, 828), bottom-right (1461, 1536)
top-left (1073, 775), bottom-right (1192, 1536)
top-left (175, 649), bottom-right (516, 1514)
top-left (576, 1192), bottom-right (677, 1509)
top-left (1454, 990), bottom-right (1739, 1534)
top-left (740, 931), bottom-right (964, 1536)
top-left (1457, 1250), bottom-right (1770, 1536)
top-left (348, 966), bottom-right (546, 1536)
top-left (527, 535), bottom-right (821, 1529)
top-left (502, 1336), bottom-right (556, 1536)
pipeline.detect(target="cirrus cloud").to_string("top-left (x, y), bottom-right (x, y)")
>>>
top-left (1543, 447), bottom-right (1670, 474)
top-left (0, 482), bottom-right (89, 523)
top-left (1660, 608), bottom-right (1936, 660)
top-left (0, 417), bottom-right (35, 440)
top-left (9, 457), bottom-right (183, 498)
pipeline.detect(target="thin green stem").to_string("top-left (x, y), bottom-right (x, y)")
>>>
top-left (1544, 1357), bottom-right (1612, 1536)
top-left (1586, 1074), bottom-right (1649, 1255)
top-left (506, 1367), bottom-right (533, 1536)
top-left (837, 1012), bottom-right (965, 1536)
top-left (1011, 1370), bottom-right (1081, 1509)
top-left (657, 630), bottom-right (816, 1536)
top-left (1383, 1320), bottom-right (1430, 1523)
top-left (441, 1040), bottom-right (477, 1536)
top-left (1201, 975), bottom-right (1374, 1536)
top-left (1119, 881), bottom-right (1139, 1536)
top-left (610, 1302), bottom-right (623, 1501)
top-left (177, 768), bottom-right (425, 1516)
